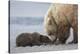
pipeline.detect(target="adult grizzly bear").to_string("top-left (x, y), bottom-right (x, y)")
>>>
top-left (44, 4), bottom-right (78, 44)
top-left (16, 32), bottom-right (52, 47)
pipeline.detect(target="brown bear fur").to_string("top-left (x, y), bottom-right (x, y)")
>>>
top-left (44, 4), bottom-right (78, 44)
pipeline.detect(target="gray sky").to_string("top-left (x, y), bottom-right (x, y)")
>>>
top-left (10, 1), bottom-right (51, 17)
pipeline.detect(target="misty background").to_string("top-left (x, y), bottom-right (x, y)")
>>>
top-left (10, 1), bottom-right (51, 25)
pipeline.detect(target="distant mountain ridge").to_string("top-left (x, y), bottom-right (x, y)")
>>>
top-left (10, 17), bottom-right (44, 25)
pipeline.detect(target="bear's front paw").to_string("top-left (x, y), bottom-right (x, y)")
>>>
top-left (68, 40), bottom-right (78, 44)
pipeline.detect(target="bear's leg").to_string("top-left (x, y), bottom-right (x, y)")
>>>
top-left (68, 26), bottom-right (78, 44)
top-left (56, 29), bottom-right (70, 44)
top-left (61, 33), bottom-right (70, 44)
top-left (60, 37), bottom-right (69, 44)
top-left (69, 31), bottom-right (78, 44)
top-left (73, 31), bottom-right (78, 43)
top-left (54, 36), bottom-right (69, 45)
